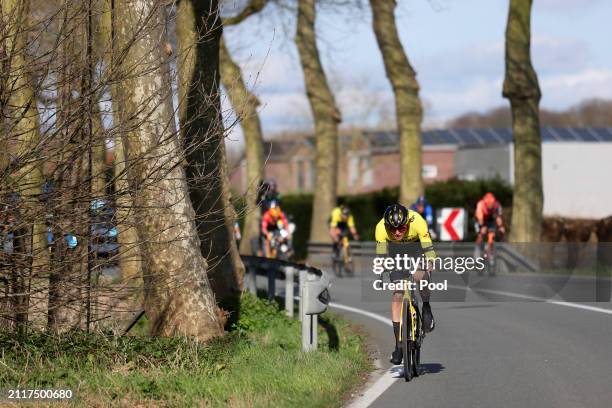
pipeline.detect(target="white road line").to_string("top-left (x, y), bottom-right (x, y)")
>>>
top-left (447, 284), bottom-right (612, 315)
top-left (329, 302), bottom-right (400, 408)
top-left (329, 302), bottom-right (392, 327)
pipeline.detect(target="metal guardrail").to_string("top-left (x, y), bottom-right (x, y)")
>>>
top-left (241, 255), bottom-right (330, 352)
top-left (122, 256), bottom-right (330, 352)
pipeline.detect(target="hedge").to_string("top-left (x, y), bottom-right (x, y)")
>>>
top-left (234, 177), bottom-right (513, 260)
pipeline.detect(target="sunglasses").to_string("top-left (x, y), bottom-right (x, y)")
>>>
top-left (388, 224), bottom-right (409, 234)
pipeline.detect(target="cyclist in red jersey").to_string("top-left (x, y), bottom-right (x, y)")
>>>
top-left (261, 201), bottom-right (290, 258)
top-left (475, 192), bottom-right (505, 257)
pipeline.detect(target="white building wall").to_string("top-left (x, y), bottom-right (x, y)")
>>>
top-left (542, 142), bottom-right (612, 219)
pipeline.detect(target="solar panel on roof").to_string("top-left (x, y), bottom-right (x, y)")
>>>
top-left (422, 132), bottom-right (434, 145)
top-left (584, 128), bottom-right (602, 141)
top-left (599, 128), bottom-right (612, 141)
top-left (571, 128), bottom-right (596, 141)
top-left (495, 128), bottom-right (513, 143)
top-left (541, 128), bottom-right (557, 142)
top-left (447, 129), bottom-right (465, 144)
top-left (442, 130), bottom-right (461, 144)
top-left (456, 129), bottom-right (479, 145)
top-left (480, 128), bottom-right (502, 144)
top-left (553, 128), bottom-right (576, 141)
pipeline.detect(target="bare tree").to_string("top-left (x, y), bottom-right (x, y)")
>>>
top-left (175, 0), bottom-right (244, 302)
top-left (503, 0), bottom-right (542, 242)
top-left (99, 0), bottom-right (143, 307)
top-left (1, 0), bottom-right (48, 331)
top-left (114, 0), bottom-right (223, 338)
top-left (295, 0), bottom-right (341, 243)
top-left (370, 0), bottom-right (423, 206)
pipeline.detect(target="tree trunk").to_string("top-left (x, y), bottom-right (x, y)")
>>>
top-left (176, 0), bottom-right (244, 301)
top-left (370, 0), bottom-right (423, 206)
top-left (503, 0), bottom-right (543, 243)
top-left (115, 0), bottom-right (223, 339)
top-left (219, 38), bottom-right (264, 256)
top-left (295, 0), bottom-right (341, 243)
top-left (100, 0), bottom-right (143, 301)
top-left (1, 0), bottom-right (49, 330)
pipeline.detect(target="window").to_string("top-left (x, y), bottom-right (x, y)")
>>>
top-left (361, 157), bottom-right (373, 186)
top-left (422, 165), bottom-right (438, 179)
top-left (296, 160), bottom-right (305, 191)
top-left (348, 156), bottom-right (359, 187)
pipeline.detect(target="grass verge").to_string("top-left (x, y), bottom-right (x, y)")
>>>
top-left (0, 293), bottom-right (371, 407)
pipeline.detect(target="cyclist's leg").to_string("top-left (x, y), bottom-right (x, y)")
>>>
top-left (475, 224), bottom-right (487, 258)
top-left (487, 231), bottom-right (495, 253)
top-left (413, 269), bottom-right (434, 332)
top-left (486, 220), bottom-right (496, 254)
top-left (264, 236), bottom-right (272, 258)
top-left (390, 289), bottom-right (403, 364)
top-left (390, 269), bottom-right (405, 364)
top-left (330, 227), bottom-right (340, 258)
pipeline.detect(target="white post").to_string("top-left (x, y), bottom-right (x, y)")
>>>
top-left (285, 266), bottom-right (295, 318)
top-left (299, 269), bottom-right (306, 322)
top-left (301, 271), bottom-right (318, 352)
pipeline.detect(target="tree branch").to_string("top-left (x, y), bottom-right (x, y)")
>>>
top-left (223, 0), bottom-right (269, 26)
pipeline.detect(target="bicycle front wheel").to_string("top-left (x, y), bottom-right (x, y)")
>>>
top-left (342, 243), bottom-right (354, 276)
top-left (412, 307), bottom-right (421, 377)
top-left (401, 298), bottom-right (413, 382)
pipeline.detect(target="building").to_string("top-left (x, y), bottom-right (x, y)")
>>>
top-left (229, 128), bottom-right (612, 218)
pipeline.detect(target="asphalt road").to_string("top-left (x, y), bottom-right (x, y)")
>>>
top-left (325, 265), bottom-right (612, 408)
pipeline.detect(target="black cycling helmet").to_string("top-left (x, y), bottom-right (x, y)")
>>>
top-left (341, 205), bottom-right (351, 217)
top-left (383, 203), bottom-right (409, 228)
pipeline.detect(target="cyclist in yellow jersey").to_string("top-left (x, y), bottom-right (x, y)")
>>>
top-left (375, 203), bottom-right (436, 365)
top-left (329, 205), bottom-right (360, 259)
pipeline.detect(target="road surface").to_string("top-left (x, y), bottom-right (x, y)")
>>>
top-left (325, 265), bottom-right (612, 408)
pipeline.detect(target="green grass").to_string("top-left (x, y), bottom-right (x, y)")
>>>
top-left (0, 294), bottom-right (371, 407)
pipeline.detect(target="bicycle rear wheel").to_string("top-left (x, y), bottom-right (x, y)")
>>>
top-left (401, 298), bottom-right (413, 382)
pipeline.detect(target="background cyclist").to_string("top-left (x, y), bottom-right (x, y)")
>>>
top-left (329, 203), bottom-right (360, 259)
top-left (375, 203), bottom-right (436, 365)
top-left (261, 201), bottom-right (291, 258)
top-left (474, 192), bottom-right (505, 258)
top-left (410, 195), bottom-right (436, 240)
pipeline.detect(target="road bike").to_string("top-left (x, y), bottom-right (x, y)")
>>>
top-left (475, 224), bottom-right (505, 276)
top-left (399, 273), bottom-right (424, 381)
top-left (332, 230), bottom-right (354, 277)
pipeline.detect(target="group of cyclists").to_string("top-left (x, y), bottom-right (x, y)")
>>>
top-left (326, 192), bottom-right (505, 365)
top-left (250, 179), bottom-right (506, 365)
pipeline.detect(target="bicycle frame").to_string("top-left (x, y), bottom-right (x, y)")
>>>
top-left (398, 275), bottom-right (418, 343)
top-left (341, 236), bottom-right (350, 265)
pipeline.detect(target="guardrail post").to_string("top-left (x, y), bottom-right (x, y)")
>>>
top-left (299, 269), bottom-right (306, 321)
top-left (284, 266), bottom-right (295, 317)
top-left (267, 262), bottom-right (276, 301)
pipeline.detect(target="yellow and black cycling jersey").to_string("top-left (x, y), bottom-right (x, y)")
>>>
top-left (329, 206), bottom-right (355, 229)
top-left (375, 209), bottom-right (435, 259)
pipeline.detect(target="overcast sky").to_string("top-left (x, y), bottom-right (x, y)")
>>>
top-left (222, 0), bottom-right (612, 145)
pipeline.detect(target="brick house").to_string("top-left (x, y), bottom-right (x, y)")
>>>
top-left (229, 129), bottom-right (457, 195)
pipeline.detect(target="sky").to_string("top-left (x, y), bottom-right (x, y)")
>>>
top-left (222, 0), bottom-right (612, 147)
